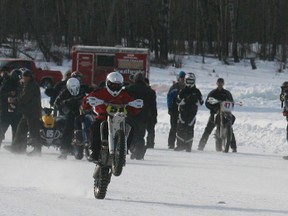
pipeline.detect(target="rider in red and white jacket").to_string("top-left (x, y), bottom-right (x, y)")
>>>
top-left (82, 71), bottom-right (140, 161)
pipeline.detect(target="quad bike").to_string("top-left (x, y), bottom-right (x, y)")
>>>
top-left (39, 107), bottom-right (65, 147)
top-left (208, 97), bottom-right (242, 153)
top-left (87, 96), bottom-right (143, 199)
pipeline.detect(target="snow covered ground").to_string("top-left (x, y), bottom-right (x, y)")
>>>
top-left (1, 56), bottom-right (288, 216)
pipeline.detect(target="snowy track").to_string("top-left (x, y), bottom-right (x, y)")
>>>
top-left (1, 145), bottom-right (288, 216)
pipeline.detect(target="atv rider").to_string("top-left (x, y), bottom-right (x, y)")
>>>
top-left (198, 78), bottom-right (237, 152)
top-left (54, 77), bottom-right (92, 159)
top-left (175, 73), bottom-right (203, 152)
top-left (82, 71), bottom-right (140, 162)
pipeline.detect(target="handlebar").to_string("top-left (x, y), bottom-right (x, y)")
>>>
top-left (207, 97), bottom-right (243, 106)
top-left (86, 97), bottom-right (143, 109)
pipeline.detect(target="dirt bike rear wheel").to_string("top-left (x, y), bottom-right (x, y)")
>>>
top-left (215, 137), bottom-right (222, 151)
top-left (94, 167), bottom-right (111, 199)
top-left (74, 145), bottom-right (84, 160)
top-left (112, 130), bottom-right (126, 177)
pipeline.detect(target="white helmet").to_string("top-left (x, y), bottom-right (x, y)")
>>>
top-left (106, 72), bottom-right (124, 97)
top-left (185, 72), bottom-right (196, 87)
top-left (66, 77), bottom-right (80, 96)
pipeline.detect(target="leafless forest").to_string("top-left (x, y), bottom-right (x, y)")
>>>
top-left (0, 0), bottom-right (287, 65)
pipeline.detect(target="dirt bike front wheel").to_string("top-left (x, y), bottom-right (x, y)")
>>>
top-left (223, 125), bottom-right (232, 153)
top-left (112, 130), bottom-right (126, 177)
top-left (94, 166), bottom-right (111, 199)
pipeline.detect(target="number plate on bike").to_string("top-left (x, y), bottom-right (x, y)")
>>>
top-left (221, 101), bottom-right (233, 112)
top-left (106, 105), bottom-right (127, 115)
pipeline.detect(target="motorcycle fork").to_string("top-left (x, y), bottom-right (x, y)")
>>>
top-left (100, 121), bottom-right (110, 166)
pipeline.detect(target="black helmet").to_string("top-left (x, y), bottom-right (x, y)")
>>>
top-left (21, 68), bottom-right (33, 78)
top-left (10, 69), bottom-right (22, 81)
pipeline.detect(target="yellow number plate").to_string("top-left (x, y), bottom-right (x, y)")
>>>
top-left (106, 105), bottom-right (127, 114)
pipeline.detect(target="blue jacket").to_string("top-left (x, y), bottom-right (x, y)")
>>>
top-left (167, 82), bottom-right (182, 115)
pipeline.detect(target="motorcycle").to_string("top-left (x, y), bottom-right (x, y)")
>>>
top-left (39, 107), bottom-right (65, 147)
top-left (207, 97), bottom-right (242, 153)
top-left (87, 96), bottom-right (143, 199)
top-left (72, 108), bottom-right (95, 160)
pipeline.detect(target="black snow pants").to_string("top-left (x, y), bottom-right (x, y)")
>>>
top-left (168, 113), bottom-right (178, 148)
top-left (13, 116), bottom-right (41, 151)
top-left (0, 112), bottom-right (21, 144)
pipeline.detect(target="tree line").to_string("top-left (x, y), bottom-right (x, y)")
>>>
top-left (0, 0), bottom-right (287, 65)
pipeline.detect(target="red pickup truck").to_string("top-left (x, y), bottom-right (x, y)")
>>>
top-left (0, 58), bottom-right (63, 88)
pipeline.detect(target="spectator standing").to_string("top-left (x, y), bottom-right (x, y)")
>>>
top-left (167, 71), bottom-right (186, 149)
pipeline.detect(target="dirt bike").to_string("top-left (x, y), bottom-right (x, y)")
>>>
top-left (72, 108), bottom-right (95, 160)
top-left (39, 107), bottom-right (65, 147)
top-left (207, 97), bottom-right (242, 153)
top-left (87, 96), bottom-right (143, 199)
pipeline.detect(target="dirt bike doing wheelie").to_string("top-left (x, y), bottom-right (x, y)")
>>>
top-left (86, 96), bottom-right (143, 199)
top-left (207, 97), bottom-right (242, 153)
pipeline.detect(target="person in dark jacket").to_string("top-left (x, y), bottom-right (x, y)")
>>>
top-left (175, 73), bottom-right (203, 152)
top-left (0, 67), bottom-right (10, 86)
top-left (167, 71), bottom-right (186, 149)
top-left (144, 78), bottom-right (157, 148)
top-left (126, 72), bottom-right (155, 160)
top-left (0, 69), bottom-right (22, 146)
top-left (197, 78), bottom-right (237, 152)
top-left (54, 77), bottom-right (92, 159)
top-left (5, 68), bottom-right (42, 156)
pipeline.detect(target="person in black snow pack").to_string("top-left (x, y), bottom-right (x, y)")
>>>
top-left (175, 73), bottom-right (203, 152)
top-left (167, 71), bottom-right (186, 149)
top-left (5, 68), bottom-right (42, 156)
top-left (0, 69), bottom-right (22, 146)
top-left (126, 72), bottom-right (155, 160)
top-left (197, 78), bottom-right (237, 152)
top-left (280, 81), bottom-right (288, 160)
top-left (54, 77), bottom-right (92, 159)
top-left (144, 78), bottom-right (157, 149)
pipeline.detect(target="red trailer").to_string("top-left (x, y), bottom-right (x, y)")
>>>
top-left (71, 45), bottom-right (150, 86)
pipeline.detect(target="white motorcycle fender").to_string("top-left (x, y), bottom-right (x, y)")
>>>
top-left (207, 97), bottom-right (220, 105)
top-left (87, 97), bottom-right (104, 107)
top-left (128, 99), bottom-right (143, 109)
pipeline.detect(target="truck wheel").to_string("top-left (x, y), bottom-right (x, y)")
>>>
top-left (41, 79), bottom-right (53, 88)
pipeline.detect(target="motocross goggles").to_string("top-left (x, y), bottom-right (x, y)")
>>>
top-left (107, 81), bottom-right (123, 92)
